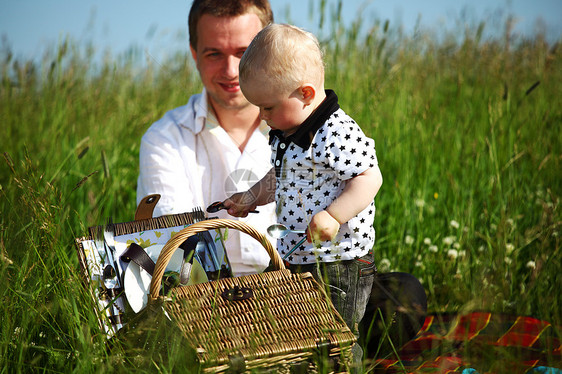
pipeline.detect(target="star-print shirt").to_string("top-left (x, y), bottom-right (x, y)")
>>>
top-left (269, 90), bottom-right (379, 264)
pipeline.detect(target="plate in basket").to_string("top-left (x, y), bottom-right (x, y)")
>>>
top-left (124, 244), bottom-right (207, 312)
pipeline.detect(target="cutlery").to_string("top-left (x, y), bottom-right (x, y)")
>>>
top-left (206, 201), bottom-right (258, 214)
top-left (103, 220), bottom-right (123, 289)
top-left (266, 224), bottom-right (306, 238)
top-left (102, 220), bottom-right (125, 331)
top-left (266, 224), bottom-right (307, 260)
top-left (93, 229), bottom-right (121, 332)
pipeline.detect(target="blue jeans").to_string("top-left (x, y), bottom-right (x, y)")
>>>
top-left (287, 252), bottom-right (376, 371)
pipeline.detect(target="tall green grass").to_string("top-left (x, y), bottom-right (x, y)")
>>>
top-left (1, 3), bottom-right (561, 372)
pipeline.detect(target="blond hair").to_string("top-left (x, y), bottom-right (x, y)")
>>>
top-left (240, 23), bottom-right (324, 94)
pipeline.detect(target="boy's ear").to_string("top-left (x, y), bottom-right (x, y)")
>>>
top-left (299, 84), bottom-right (316, 105)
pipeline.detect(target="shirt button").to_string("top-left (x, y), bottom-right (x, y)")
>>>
top-left (280, 143), bottom-right (286, 149)
top-left (275, 160), bottom-right (281, 166)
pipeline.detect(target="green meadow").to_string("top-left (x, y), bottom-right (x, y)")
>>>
top-left (1, 3), bottom-right (561, 372)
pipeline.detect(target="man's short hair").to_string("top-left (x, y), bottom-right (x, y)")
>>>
top-left (240, 24), bottom-right (325, 95)
top-left (188, 0), bottom-right (274, 49)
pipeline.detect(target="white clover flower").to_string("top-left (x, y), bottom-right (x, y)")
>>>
top-left (478, 245), bottom-right (486, 252)
top-left (443, 236), bottom-right (456, 246)
top-left (453, 242), bottom-right (461, 249)
top-left (463, 226), bottom-right (469, 233)
top-left (450, 220), bottom-right (460, 229)
top-left (526, 260), bottom-right (536, 269)
top-left (536, 189), bottom-right (543, 197)
top-left (506, 243), bottom-right (515, 255)
top-left (504, 257), bottom-right (512, 265)
top-left (507, 218), bottom-right (514, 227)
top-left (502, 300), bottom-right (516, 308)
top-left (415, 261), bottom-right (424, 268)
top-left (379, 258), bottom-right (391, 272)
top-left (414, 199), bottom-right (426, 208)
top-left (405, 235), bottom-right (414, 245)
top-left (423, 237), bottom-right (432, 245)
top-left (459, 250), bottom-right (466, 257)
top-left (447, 249), bottom-right (458, 259)
top-left (428, 245), bottom-right (438, 253)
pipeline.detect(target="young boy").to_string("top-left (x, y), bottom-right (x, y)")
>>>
top-left (223, 23), bottom-right (383, 366)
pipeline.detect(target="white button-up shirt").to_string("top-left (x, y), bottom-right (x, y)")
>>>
top-left (137, 89), bottom-right (276, 275)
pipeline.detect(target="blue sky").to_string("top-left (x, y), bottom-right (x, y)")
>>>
top-left (1, 0), bottom-right (561, 65)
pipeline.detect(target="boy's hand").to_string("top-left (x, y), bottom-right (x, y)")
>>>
top-left (222, 192), bottom-right (258, 217)
top-left (307, 210), bottom-right (340, 243)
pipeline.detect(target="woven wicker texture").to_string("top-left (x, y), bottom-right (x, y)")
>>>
top-left (167, 270), bottom-right (355, 370)
top-left (149, 219), bottom-right (356, 373)
top-left (149, 219), bottom-right (284, 299)
top-left (88, 210), bottom-right (206, 238)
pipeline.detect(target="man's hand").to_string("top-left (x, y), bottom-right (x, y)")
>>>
top-left (307, 210), bottom-right (340, 243)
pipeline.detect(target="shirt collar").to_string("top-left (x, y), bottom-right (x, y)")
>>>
top-left (205, 105), bottom-right (220, 131)
top-left (184, 88), bottom-right (225, 134)
top-left (269, 89), bottom-right (339, 150)
top-left (199, 88), bottom-right (223, 133)
top-left (178, 88), bottom-right (210, 135)
top-left (195, 88), bottom-right (268, 136)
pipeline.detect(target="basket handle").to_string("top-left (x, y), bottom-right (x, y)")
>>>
top-left (149, 219), bottom-right (284, 301)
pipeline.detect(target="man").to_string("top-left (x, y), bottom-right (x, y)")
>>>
top-left (137, 0), bottom-right (276, 276)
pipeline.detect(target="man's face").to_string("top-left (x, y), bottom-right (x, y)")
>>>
top-left (190, 13), bottom-right (263, 112)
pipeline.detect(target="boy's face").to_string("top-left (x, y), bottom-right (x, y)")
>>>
top-left (190, 13), bottom-right (263, 112)
top-left (241, 78), bottom-right (311, 135)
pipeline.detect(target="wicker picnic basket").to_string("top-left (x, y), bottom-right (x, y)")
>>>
top-left (75, 206), bottom-right (212, 335)
top-left (146, 218), bottom-right (357, 373)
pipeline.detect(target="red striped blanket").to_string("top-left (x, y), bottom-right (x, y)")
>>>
top-left (370, 312), bottom-right (561, 373)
